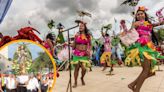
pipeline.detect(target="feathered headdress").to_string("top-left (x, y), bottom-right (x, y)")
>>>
top-left (137, 6), bottom-right (148, 11)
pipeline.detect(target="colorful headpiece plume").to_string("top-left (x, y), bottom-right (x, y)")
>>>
top-left (138, 6), bottom-right (148, 11)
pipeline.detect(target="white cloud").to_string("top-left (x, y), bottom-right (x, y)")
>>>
top-left (0, 0), bottom-right (163, 39)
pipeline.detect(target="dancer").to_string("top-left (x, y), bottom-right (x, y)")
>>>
top-left (125, 6), bottom-right (164, 92)
top-left (100, 30), bottom-right (112, 71)
top-left (71, 21), bottom-right (91, 88)
top-left (43, 33), bottom-right (60, 77)
top-left (43, 32), bottom-right (56, 57)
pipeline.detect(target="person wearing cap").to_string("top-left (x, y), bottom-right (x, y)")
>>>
top-left (26, 74), bottom-right (41, 92)
top-left (5, 74), bottom-right (17, 92)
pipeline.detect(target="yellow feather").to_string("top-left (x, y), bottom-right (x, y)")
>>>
top-left (143, 52), bottom-right (156, 60)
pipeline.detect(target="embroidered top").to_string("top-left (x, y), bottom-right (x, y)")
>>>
top-left (136, 21), bottom-right (153, 45)
top-left (73, 33), bottom-right (91, 56)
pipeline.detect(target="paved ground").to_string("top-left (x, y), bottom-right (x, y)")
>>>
top-left (53, 65), bottom-right (164, 92)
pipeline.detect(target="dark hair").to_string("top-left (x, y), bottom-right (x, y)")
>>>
top-left (135, 10), bottom-right (149, 22)
top-left (105, 33), bottom-right (109, 37)
top-left (81, 23), bottom-right (91, 38)
top-left (100, 45), bottom-right (104, 53)
top-left (135, 10), bottom-right (158, 45)
top-left (95, 41), bottom-right (98, 45)
top-left (46, 33), bottom-right (56, 45)
top-left (80, 23), bottom-right (90, 35)
top-left (46, 33), bottom-right (56, 41)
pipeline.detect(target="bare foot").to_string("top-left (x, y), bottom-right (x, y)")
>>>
top-left (81, 77), bottom-right (85, 85)
top-left (89, 68), bottom-right (92, 72)
top-left (109, 68), bottom-right (113, 72)
top-left (133, 89), bottom-right (139, 92)
top-left (102, 68), bottom-right (106, 71)
top-left (148, 72), bottom-right (155, 77)
top-left (128, 84), bottom-right (135, 91)
top-left (72, 84), bottom-right (77, 88)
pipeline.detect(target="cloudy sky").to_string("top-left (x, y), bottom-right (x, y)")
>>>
top-left (0, 0), bottom-right (164, 39)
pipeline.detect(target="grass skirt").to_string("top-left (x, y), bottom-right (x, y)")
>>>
top-left (71, 55), bottom-right (91, 68)
top-left (125, 42), bottom-right (164, 72)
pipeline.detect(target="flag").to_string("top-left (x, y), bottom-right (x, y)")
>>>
top-left (47, 20), bottom-right (55, 29)
top-left (0, 0), bottom-right (13, 24)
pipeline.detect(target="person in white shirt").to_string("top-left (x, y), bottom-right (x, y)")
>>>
top-left (6, 74), bottom-right (17, 92)
top-left (26, 74), bottom-right (41, 92)
top-left (16, 74), bottom-right (29, 92)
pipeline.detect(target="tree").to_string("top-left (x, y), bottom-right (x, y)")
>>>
top-left (31, 52), bottom-right (54, 73)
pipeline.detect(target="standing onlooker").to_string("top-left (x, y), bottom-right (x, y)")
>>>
top-left (26, 74), bottom-right (41, 92)
top-left (41, 75), bottom-right (49, 92)
top-left (17, 74), bottom-right (29, 92)
top-left (6, 74), bottom-right (17, 92)
top-left (47, 77), bottom-right (53, 91)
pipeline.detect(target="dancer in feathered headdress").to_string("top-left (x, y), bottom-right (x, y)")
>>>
top-left (71, 21), bottom-right (92, 88)
top-left (100, 28), bottom-right (113, 72)
top-left (125, 6), bottom-right (164, 92)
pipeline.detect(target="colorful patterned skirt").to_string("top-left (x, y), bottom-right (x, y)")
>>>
top-left (71, 55), bottom-right (91, 68)
top-left (100, 52), bottom-right (116, 66)
top-left (125, 42), bottom-right (164, 72)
